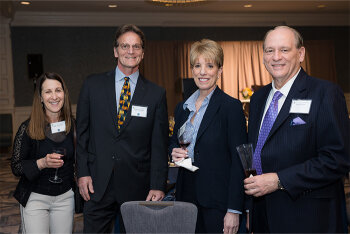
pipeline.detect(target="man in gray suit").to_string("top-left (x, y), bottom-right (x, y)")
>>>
top-left (76, 24), bottom-right (169, 233)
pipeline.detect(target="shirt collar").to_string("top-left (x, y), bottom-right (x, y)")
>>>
top-left (115, 66), bottom-right (139, 85)
top-left (183, 86), bottom-right (217, 111)
top-left (271, 68), bottom-right (300, 97)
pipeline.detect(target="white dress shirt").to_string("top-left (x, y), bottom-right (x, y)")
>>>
top-left (259, 68), bottom-right (301, 131)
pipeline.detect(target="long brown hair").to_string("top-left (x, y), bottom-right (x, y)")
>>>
top-left (28, 72), bottom-right (73, 140)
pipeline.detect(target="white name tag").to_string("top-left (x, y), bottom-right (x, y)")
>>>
top-left (178, 122), bottom-right (186, 137)
top-left (131, 105), bottom-right (148, 118)
top-left (289, 99), bottom-right (312, 114)
top-left (51, 121), bottom-right (66, 134)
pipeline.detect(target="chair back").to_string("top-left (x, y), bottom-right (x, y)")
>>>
top-left (120, 201), bottom-right (197, 233)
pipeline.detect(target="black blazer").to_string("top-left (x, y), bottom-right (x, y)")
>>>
top-left (169, 87), bottom-right (247, 212)
top-left (248, 68), bottom-right (350, 232)
top-left (11, 119), bottom-right (75, 206)
top-left (76, 70), bottom-right (169, 203)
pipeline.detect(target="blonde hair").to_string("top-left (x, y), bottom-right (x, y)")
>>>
top-left (28, 72), bottom-right (73, 140)
top-left (190, 39), bottom-right (223, 68)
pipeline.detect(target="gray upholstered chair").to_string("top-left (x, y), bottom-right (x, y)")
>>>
top-left (120, 201), bottom-right (197, 233)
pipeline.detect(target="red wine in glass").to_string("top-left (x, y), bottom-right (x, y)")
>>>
top-left (49, 147), bottom-right (66, 184)
top-left (179, 142), bottom-right (190, 150)
top-left (245, 168), bottom-right (257, 178)
top-left (177, 125), bottom-right (192, 150)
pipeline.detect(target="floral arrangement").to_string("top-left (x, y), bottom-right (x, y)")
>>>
top-left (241, 87), bottom-right (254, 99)
top-left (168, 116), bottom-right (175, 137)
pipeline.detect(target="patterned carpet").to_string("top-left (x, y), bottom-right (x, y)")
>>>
top-left (0, 149), bottom-right (83, 234)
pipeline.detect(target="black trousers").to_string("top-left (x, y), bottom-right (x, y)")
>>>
top-left (83, 172), bottom-right (125, 233)
top-left (251, 196), bottom-right (270, 233)
top-left (176, 168), bottom-right (226, 233)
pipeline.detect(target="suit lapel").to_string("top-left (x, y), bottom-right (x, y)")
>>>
top-left (196, 88), bottom-right (222, 141)
top-left (252, 85), bottom-right (271, 147)
top-left (267, 69), bottom-right (308, 141)
top-left (178, 108), bottom-right (191, 131)
top-left (104, 71), bottom-right (119, 133)
top-left (118, 75), bottom-right (147, 134)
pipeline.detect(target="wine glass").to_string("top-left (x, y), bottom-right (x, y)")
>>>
top-left (177, 124), bottom-right (193, 150)
top-left (49, 147), bottom-right (66, 183)
top-left (236, 143), bottom-right (256, 178)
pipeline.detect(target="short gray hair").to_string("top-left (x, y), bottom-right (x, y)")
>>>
top-left (263, 26), bottom-right (303, 50)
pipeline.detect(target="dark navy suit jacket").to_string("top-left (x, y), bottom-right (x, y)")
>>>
top-left (76, 71), bottom-right (169, 203)
top-left (169, 87), bottom-right (247, 212)
top-left (248, 68), bottom-right (350, 232)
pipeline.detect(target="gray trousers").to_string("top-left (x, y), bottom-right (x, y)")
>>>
top-left (20, 189), bottom-right (74, 234)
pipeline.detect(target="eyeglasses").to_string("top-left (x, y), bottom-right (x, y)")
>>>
top-left (118, 43), bottom-right (143, 51)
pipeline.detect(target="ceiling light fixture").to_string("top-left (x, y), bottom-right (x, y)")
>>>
top-left (108, 4), bottom-right (118, 8)
top-left (149, 0), bottom-right (206, 6)
top-left (244, 4), bottom-right (252, 8)
top-left (20, 1), bottom-right (31, 5)
top-left (317, 4), bottom-right (326, 8)
top-left (151, 0), bottom-right (205, 3)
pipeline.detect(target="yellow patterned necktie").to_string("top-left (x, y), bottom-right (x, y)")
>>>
top-left (117, 77), bottom-right (131, 130)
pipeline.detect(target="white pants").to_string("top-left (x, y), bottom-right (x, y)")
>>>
top-left (20, 189), bottom-right (74, 234)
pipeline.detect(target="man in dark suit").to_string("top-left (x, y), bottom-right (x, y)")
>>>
top-left (76, 24), bottom-right (169, 233)
top-left (244, 26), bottom-right (350, 232)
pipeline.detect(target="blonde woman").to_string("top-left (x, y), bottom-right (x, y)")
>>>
top-left (170, 39), bottom-right (247, 233)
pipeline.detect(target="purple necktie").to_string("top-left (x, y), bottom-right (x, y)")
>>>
top-left (253, 91), bottom-right (283, 175)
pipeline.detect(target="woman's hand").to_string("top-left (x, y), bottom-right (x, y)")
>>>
top-left (37, 153), bottom-right (64, 170)
top-left (171, 147), bottom-right (188, 163)
top-left (224, 212), bottom-right (239, 234)
top-left (246, 212), bottom-right (249, 231)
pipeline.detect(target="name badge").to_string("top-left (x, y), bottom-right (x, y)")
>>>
top-left (131, 105), bottom-right (148, 118)
top-left (51, 121), bottom-right (66, 134)
top-left (289, 99), bottom-right (312, 114)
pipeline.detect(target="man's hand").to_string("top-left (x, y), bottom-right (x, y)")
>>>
top-left (223, 212), bottom-right (239, 234)
top-left (244, 172), bottom-right (279, 197)
top-left (146, 190), bottom-right (165, 201)
top-left (78, 176), bottom-right (94, 201)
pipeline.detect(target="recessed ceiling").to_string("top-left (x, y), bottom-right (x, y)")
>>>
top-left (1, 0), bottom-right (349, 14)
top-left (1, 1), bottom-right (349, 27)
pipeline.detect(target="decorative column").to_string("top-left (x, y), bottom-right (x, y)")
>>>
top-left (0, 16), bottom-right (15, 138)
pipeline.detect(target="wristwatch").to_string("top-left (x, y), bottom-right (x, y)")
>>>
top-left (277, 179), bottom-right (285, 190)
